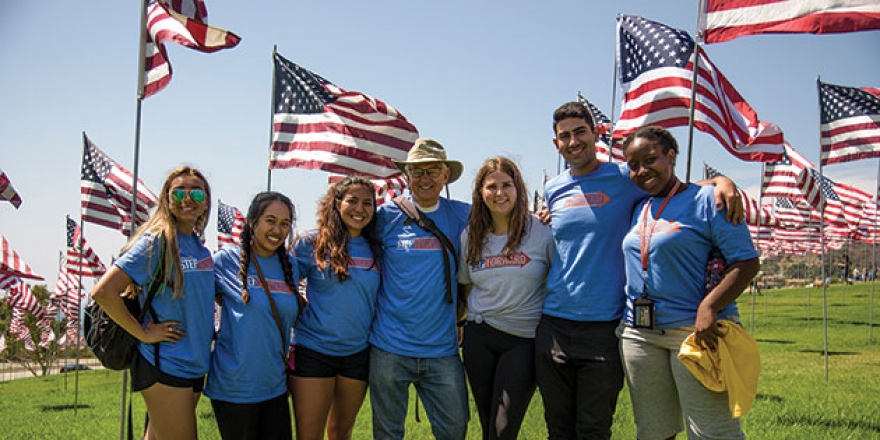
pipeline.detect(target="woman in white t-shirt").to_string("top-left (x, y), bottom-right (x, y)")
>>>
top-left (458, 156), bottom-right (554, 440)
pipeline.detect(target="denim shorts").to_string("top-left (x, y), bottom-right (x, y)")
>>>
top-left (290, 345), bottom-right (370, 381)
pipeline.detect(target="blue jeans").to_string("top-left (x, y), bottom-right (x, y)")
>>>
top-left (369, 346), bottom-right (469, 440)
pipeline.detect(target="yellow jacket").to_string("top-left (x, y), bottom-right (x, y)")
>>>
top-left (678, 320), bottom-right (760, 418)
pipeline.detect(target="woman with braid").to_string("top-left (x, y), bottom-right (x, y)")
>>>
top-left (206, 191), bottom-right (301, 440)
top-left (92, 165), bottom-right (214, 440)
top-left (290, 176), bottom-right (381, 440)
top-left (458, 157), bottom-right (553, 440)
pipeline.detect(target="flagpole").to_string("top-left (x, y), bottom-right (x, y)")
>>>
top-left (816, 76), bottom-right (830, 380)
top-left (71, 216), bottom-right (86, 415)
top-left (865, 160), bottom-right (878, 338)
top-left (609, 42), bottom-right (619, 163)
top-left (117, 0), bottom-right (150, 437)
top-left (267, 45), bottom-right (278, 191)
top-left (684, 1), bottom-right (706, 182)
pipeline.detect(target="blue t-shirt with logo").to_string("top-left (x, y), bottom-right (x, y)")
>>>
top-left (622, 185), bottom-right (758, 329)
top-left (543, 162), bottom-right (646, 321)
top-left (369, 197), bottom-right (470, 357)
top-left (293, 231), bottom-right (380, 356)
top-left (206, 246), bottom-right (300, 403)
top-left (115, 232), bottom-right (214, 379)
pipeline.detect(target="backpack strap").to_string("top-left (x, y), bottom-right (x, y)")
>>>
top-left (392, 196), bottom-right (458, 304)
top-left (250, 253), bottom-right (288, 365)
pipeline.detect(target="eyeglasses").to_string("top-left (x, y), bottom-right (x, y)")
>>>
top-left (407, 167), bottom-right (444, 178)
top-left (170, 189), bottom-right (206, 203)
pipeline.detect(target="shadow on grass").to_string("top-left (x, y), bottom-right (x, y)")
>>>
top-left (775, 414), bottom-right (880, 433)
top-left (755, 339), bottom-right (795, 344)
top-left (41, 404), bottom-right (93, 412)
top-left (792, 317), bottom-right (879, 327)
top-left (797, 349), bottom-right (859, 356)
top-left (755, 393), bottom-right (784, 403)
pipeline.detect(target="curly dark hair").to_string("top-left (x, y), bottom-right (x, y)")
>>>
top-left (311, 176), bottom-right (380, 281)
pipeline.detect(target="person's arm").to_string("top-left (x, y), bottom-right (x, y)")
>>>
top-left (695, 175), bottom-right (744, 224)
top-left (91, 266), bottom-right (183, 344)
top-left (693, 257), bottom-right (760, 349)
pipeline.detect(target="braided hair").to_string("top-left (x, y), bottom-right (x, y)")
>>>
top-left (237, 191), bottom-right (298, 304)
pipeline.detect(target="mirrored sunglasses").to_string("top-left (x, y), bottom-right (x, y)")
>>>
top-left (170, 189), bottom-right (206, 203)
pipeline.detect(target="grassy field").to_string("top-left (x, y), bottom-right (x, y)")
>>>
top-left (1, 284), bottom-right (878, 439)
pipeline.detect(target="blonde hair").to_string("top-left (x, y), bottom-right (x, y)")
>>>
top-left (120, 165), bottom-right (212, 299)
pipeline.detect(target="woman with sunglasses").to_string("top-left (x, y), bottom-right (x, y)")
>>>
top-left (289, 176), bottom-right (381, 440)
top-left (458, 157), bottom-right (553, 440)
top-left (92, 166), bottom-right (215, 440)
top-left (206, 191), bottom-right (301, 440)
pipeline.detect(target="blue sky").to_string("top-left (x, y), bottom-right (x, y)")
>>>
top-left (1, 1), bottom-right (878, 285)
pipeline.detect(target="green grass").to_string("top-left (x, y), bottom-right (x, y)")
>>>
top-left (1, 284), bottom-right (877, 439)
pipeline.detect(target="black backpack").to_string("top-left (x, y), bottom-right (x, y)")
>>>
top-left (85, 244), bottom-right (165, 371)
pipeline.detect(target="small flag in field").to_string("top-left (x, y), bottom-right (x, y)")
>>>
top-left (613, 14), bottom-right (785, 162)
top-left (0, 168), bottom-right (22, 209)
top-left (54, 266), bottom-right (82, 320)
top-left (0, 235), bottom-right (43, 281)
top-left (143, 0), bottom-right (241, 98)
top-left (269, 52), bottom-right (420, 178)
top-left (818, 80), bottom-right (880, 165)
top-left (66, 217), bottom-right (107, 277)
top-left (701, 0), bottom-right (880, 44)
top-left (761, 143), bottom-right (822, 210)
top-left (80, 134), bottom-right (158, 236)
top-left (218, 201), bottom-right (246, 248)
top-left (6, 281), bottom-right (45, 318)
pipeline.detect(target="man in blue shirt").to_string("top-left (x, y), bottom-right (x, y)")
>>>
top-left (369, 138), bottom-right (471, 440)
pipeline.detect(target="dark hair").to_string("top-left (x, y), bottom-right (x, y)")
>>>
top-left (238, 191), bottom-right (297, 303)
top-left (552, 101), bottom-right (596, 134)
top-left (312, 176), bottom-right (380, 281)
top-left (622, 126), bottom-right (679, 154)
top-left (466, 157), bottom-right (530, 266)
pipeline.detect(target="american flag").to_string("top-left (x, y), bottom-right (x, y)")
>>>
top-left (142, 0), bottom-right (241, 98)
top-left (54, 266), bottom-right (82, 321)
top-left (217, 201), bottom-right (246, 248)
top-left (0, 334), bottom-right (6, 354)
top-left (269, 52), bottom-right (420, 178)
top-left (9, 308), bottom-right (37, 352)
top-left (762, 143), bottom-right (822, 209)
top-left (65, 217), bottom-right (107, 278)
top-left (0, 168), bottom-right (22, 209)
top-left (703, 163), bottom-right (775, 227)
top-left (701, 0), bottom-right (880, 44)
top-left (818, 80), bottom-right (880, 165)
top-left (809, 169), bottom-right (849, 229)
top-left (613, 15), bottom-right (785, 162)
top-left (6, 281), bottom-right (45, 318)
top-left (577, 93), bottom-right (624, 163)
top-left (0, 235), bottom-right (43, 281)
top-left (327, 174), bottom-right (408, 205)
top-left (36, 318), bottom-right (56, 349)
top-left (80, 134), bottom-right (158, 236)
top-left (774, 197), bottom-right (818, 227)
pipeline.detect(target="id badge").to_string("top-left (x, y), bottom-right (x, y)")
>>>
top-left (633, 297), bottom-right (655, 329)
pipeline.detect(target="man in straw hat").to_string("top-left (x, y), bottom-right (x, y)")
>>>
top-left (368, 138), bottom-right (470, 439)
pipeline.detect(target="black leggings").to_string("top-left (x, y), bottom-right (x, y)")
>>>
top-left (210, 392), bottom-right (292, 440)
top-left (461, 321), bottom-right (537, 440)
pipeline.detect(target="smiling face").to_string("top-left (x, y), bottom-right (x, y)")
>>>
top-left (336, 184), bottom-right (375, 237)
top-left (406, 162), bottom-right (449, 207)
top-left (168, 175), bottom-right (208, 233)
top-left (251, 200), bottom-right (292, 257)
top-left (553, 117), bottom-right (600, 176)
top-left (625, 136), bottom-right (677, 196)
top-left (480, 170), bottom-right (517, 219)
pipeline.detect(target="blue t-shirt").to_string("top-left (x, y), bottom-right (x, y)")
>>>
top-left (205, 246), bottom-right (300, 403)
top-left (114, 232), bottom-right (214, 379)
top-left (622, 185), bottom-right (758, 329)
top-left (293, 231), bottom-right (380, 356)
top-left (369, 196), bottom-right (470, 357)
top-left (543, 162), bottom-right (646, 321)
